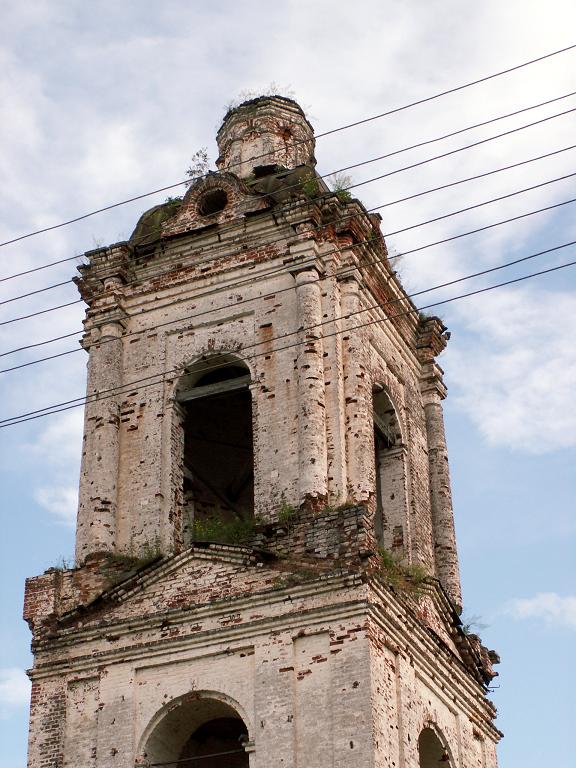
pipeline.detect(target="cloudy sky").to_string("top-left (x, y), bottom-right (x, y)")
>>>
top-left (1, 2), bottom-right (575, 766)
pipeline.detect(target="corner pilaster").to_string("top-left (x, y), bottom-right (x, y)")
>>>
top-left (75, 276), bottom-right (127, 564)
top-left (418, 317), bottom-right (462, 612)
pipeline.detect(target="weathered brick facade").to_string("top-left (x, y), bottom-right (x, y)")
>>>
top-left (24, 96), bottom-right (500, 767)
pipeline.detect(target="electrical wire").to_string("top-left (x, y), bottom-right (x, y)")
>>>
top-left (2, 97), bottom-right (575, 316)
top-left (0, 298), bottom-right (82, 327)
top-left (383, 171), bottom-right (576, 238)
top-left (1, 241), bottom-right (574, 427)
top-left (4, 255), bottom-right (576, 427)
top-left (4, 138), bottom-right (575, 290)
top-left (3, 92), bottom-right (575, 299)
top-left (314, 43), bottom-right (576, 139)
top-left (2, 192), bottom-right (575, 366)
top-left (374, 143), bottom-right (576, 210)
top-left (147, 748), bottom-right (247, 766)
top-left (0, 132), bottom-right (576, 330)
top-left (1, 41), bottom-right (575, 251)
top-left (345, 105), bottom-right (576, 194)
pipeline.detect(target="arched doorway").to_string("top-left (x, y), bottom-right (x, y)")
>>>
top-left (140, 693), bottom-right (250, 767)
top-left (418, 726), bottom-right (451, 767)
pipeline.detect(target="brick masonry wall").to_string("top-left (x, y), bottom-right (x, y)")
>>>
top-left (73, 202), bottom-right (451, 587)
top-left (25, 564), bottom-right (500, 768)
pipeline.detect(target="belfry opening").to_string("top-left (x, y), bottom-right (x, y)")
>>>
top-left (373, 387), bottom-right (407, 554)
top-left (176, 356), bottom-right (254, 545)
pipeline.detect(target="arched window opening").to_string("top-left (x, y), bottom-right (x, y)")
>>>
top-left (418, 727), bottom-right (452, 767)
top-left (140, 694), bottom-right (250, 768)
top-left (177, 357), bottom-right (254, 545)
top-left (373, 388), bottom-right (407, 554)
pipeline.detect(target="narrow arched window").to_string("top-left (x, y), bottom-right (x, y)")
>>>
top-left (176, 357), bottom-right (253, 545)
top-left (373, 387), bottom-right (408, 554)
top-left (418, 727), bottom-right (451, 767)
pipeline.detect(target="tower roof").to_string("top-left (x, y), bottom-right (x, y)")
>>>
top-left (217, 95), bottom-right (314, 139)
top-left (216, 94), bottom-right (316, 178)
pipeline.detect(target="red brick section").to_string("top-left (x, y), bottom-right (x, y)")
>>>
top-left (27, 680), bottom-right (65, 768)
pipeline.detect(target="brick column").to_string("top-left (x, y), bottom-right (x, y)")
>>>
top-left (76, 313), bottom-right (123, 563)
top-left (295, 268), bottom-right (328, 504)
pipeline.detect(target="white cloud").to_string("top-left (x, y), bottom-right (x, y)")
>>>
top-left (27, 411), bottom-right (82, 526)
top-left (0, 668), bottom-right (31, 718)
top-left (507, 593), bottom-right (576, 630)
top-left (447, 287), bottom-right (576, 453)
top-left (34, 485), bottom-right (78, 527)
top-left (29, 409), bottom-right (84, 467)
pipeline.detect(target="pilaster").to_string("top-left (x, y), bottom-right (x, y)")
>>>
top-left (76, 277), bottom-right (126, 563)
top-left (295, 268), bottom-right (328, 504)
top-left (418, 317), bottom-right (462, 612)
top-left (340, 276), bottom-right (374, 503)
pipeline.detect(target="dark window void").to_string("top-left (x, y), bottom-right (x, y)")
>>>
top-left (253, 164), bottom-right (285, 178)
top-left (418, 727), bottom-right (451, 767)
top-left (178, 362), bottom-right (254, 543)
top-left (180, 717), bottom-right (249, 768)
top-left (198, 188), bottom-right (228, 216)
top-left (373, 388), bottom-right (407, 553)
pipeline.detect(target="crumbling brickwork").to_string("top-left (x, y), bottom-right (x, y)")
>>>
top-left (24, 96), bottom-right (499, 767)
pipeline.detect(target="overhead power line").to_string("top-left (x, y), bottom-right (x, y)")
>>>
top-left (2, 194), bottom-right (575, 368)
top-left (0, 279), bottom-right (72, 307)
top-left (1, 42), bottom-right (575, 252)
top-left (346, 105), bottom-right (576, 193)
top-left (3, 137), bottom-right (574, 289)
top-left (0, 298), bottom-right (82, 328)
top-left (375, 144), bottom-right (576, 209)
top-left (384, 171), bottom-right (576, 237)
top-left (4, 144), bottom-right (576, 366)
top-left (314, 43), bottom-right (576, 138)
top-left (1, 189), bottom-right (574, 355)
top-left (1, 241), bottom-right (574, 428)
top-left (2, 96), bottom-right (575, 308)
top-left (4, 149), bottom-right (576, 314)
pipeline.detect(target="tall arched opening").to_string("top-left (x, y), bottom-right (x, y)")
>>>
top-left (373, 387), bottom-right (408, 555)
top-left (176, 355), bottom-right (254, 546)
top-left (418, 726), bottom-right (451, 767)
top-left (139, 693), bottom-right (250, 767)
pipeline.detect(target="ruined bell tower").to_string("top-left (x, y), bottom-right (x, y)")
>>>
top-left (24, 96), bottom-right (501, 767)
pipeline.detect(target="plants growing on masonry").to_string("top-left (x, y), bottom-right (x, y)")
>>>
top-left (460, 613), bottom-right (488, 636)
top-left (328, 172), bottom-right (353, 202)
top-left (378, 547), bottom-right (428, 596)
top-left (192, 515), bottom-right (257, 545)
top-left (277, 500), bottom-right (297, 526)
top-left (300, 172), bottom-right (320, 199)
top-left (186, 148), bottom-right (210, 186)
top-left (223, 83), bottom-right (297, 114)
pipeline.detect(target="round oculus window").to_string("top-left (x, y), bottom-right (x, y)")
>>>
top-left (197, 188), bottom-right (228, 216)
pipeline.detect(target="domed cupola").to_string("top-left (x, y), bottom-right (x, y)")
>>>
top-left (216, 95), bottom-right (316, 179)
